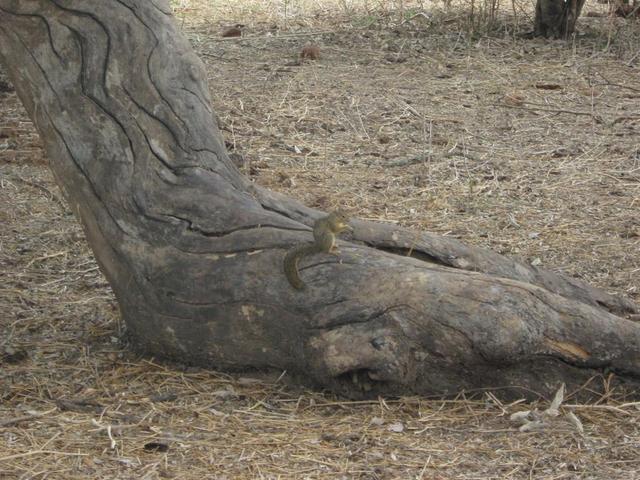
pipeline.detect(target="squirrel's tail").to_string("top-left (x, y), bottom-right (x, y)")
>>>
top-left (283, 244), bottom-right (321, 290)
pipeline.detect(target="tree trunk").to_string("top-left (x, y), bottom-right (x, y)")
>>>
top-left (0, 0), bottom-right (638, 399)
top-left (534, 0), bottom-right (587, 38)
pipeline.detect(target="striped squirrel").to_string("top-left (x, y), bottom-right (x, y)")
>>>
top-left (283, 211), bottom-right (352, 290)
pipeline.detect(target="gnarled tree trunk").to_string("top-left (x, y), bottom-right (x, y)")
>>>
top-left (0, 0), bottom-right (638, 399)
top-left (534, 0), bottom-right (587, 38)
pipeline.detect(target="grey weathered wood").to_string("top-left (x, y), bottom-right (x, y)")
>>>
top-left (1, 0), bottom-right (638, 399)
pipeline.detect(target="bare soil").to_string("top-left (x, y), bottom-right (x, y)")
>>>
top-left (1, 1), bottom-right (639, 479)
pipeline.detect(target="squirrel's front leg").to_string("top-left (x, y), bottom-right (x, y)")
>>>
top-left (328, 237), bottom-right (341, 255)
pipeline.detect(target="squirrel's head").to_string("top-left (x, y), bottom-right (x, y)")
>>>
top-left (328, 210), bottom-right (351, 231)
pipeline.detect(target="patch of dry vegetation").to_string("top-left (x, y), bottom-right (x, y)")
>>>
top-left (1, 1), bottom-right (639, 478)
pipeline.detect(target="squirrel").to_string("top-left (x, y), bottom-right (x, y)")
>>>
top-left (284, 210), bottom-right (353, 290)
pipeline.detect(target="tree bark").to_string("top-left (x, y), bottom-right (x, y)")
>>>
top-left (534, 0), bottom-right (587, 38)
top-left (1, 0), bottom-right (638, 399)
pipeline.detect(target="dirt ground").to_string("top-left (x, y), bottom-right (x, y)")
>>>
top-left (1, 1), bottom-right (640, 479)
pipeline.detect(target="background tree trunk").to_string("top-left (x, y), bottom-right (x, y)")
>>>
top-left (0, 0), bottom-right (638, 399)
top-left (534, 0), bottom-right (587, 38)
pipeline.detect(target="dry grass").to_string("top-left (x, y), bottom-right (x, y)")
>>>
top-left (1, 1), bottom-right (640, 478)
